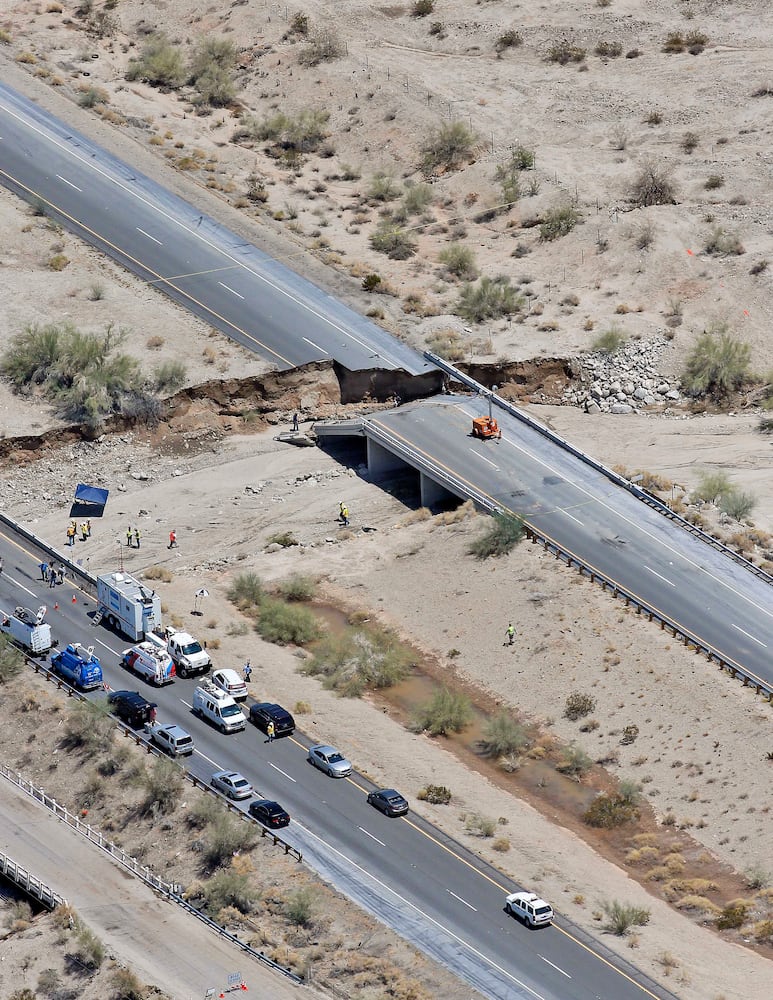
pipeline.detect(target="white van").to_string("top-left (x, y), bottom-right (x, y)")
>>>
top-left (121, 642), bottom-right (175, 686)
top-left (193, 681), bottom-right (246, 734)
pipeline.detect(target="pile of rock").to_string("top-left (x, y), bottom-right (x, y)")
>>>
top-left (563, 336), bottom-right (682, 414)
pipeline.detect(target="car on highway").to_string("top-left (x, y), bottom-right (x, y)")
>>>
top-left (107, 690), bottom-right (156, 729)
top-left (210, 769), bottom-right (253, 800)
top-left (249, 702), bottom-right (295, 738)
top-left (146, 722), bottom-right (194, 757)
top-left (505, 891), bottom-right (554, 928)
top-left (307, 744), bottom-right (352, 778)
top-left (211, 668), bottom-right (248, 702)
top-left (248, 799), bottom-right (291, 829)
top-left (366, 788), bottom-right (409, 817)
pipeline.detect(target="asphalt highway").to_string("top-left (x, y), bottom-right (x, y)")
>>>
top-left (366, 397), bottom-right (773, 692)
top-left (0, 82), bottom-right (430, 375)
top-left (0, 526), bottom-right (676, 1000)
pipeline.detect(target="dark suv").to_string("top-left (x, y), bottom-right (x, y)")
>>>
top-left (249, 702), bottom-right (295, 738)
top-left (108, 690), bottom-right (156, 728)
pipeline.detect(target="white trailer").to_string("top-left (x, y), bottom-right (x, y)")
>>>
top-left (0, 606), bottom-right (52, 655)
top-left (94, 572), bottom-right (162, 641)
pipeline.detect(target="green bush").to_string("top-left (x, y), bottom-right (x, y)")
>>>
top-left (303, 626), bottom-right (411, 696)
top-left (227, 572), bottom-right (263, 611)
top-left (682, 325), bottom-right (751, 398)
top-left (257, 597), bottom-right (321, 646)
top-left (125, 33), bottom-right (186, 89)
top-left (78, 85), bottom-right (107, 109)
top-left (693, 470), bottom-right (732, 504)
top-left (362, 273), bottom-right (382, 292)
top-left (200, 866), bottom-right (258, 916)
top-left (716, 901), bottom-right (750, 930)
top-left (202, 812), bottom-right (257, 869)
top-left (417, 784), bottom-right (452, 804)
top-left (719, 489), bottom-right (756, 521)
top-left (628, 161), bottom-right (678, 206)
top-left (555, 743), bottom-right (592, 777)
top-left (496, 30), bottom-right (523, 53)
top-left (369, 221), bottom-right (417, 260)
top-left (424, 328), bottom-right (466, 362)
top-left (189, 37), bottom-right (238, 107)
top-left (565, 691), bottom-right (596, 720)
top-left (75, 924), bottom-right (105, 969)
top-left (420, 121), bottom-right (477, 174)
top-left (602, 900), bottom-right (650, 935)
top-left (298, 28), bottom-right (344, 66)
top-left (456, 276), bottom-right (523, 324)
top-left (438, 244), bottom-right (478, 280)
top-left (285, 887), bottom-right (315, 925)
top-left (402, 182), bottom-right (434, 215)
top-left (705, 226), bottom-right (744, 256)
top-left (411, 687), bottom-right (472, 736)
top-left (63, 700), bottom-right (114, 755)
top-left (412, 0), bottom-right (435, 16)
top-left (368, 172), bottom-right (401, 203)
top-left (546, 40), bottom-right (586, 64)
top-left (481, 712), bottom-right (529, 757)
top-left (595, 40), bottom-right (622, 58)
top-left (468, 512), bottom-right (524, 559)
top-left (109, 967), bottom-right (145, 1000)
top-left (540, 204), bottom-right (581, 241)
top-left (154, 360), bottom-right (186, 391)
top-left (584, 791), bottom-right (639, 828)
top-left (138, 756), bottom-right (184, 817)
top-left (592, 325), bottom-right (626, 355)
top-left (0, 635), bottom-right (24, 684)
top-left (278, 574), bottom-right (317, 602)
top-left (465, 813), bottom-right (497, 837)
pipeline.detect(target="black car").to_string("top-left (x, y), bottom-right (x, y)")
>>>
top-left (249, 702), bottom-right (295, 737)
top-left (366, 788), bottom-right (410, 817)
top-left (248, 799), bottom-right (291, 829)
top-left (107, 689), bottom-right (156, 728)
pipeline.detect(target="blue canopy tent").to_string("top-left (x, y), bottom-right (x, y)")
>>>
top-left (71, 483), bottom-right (109, 518)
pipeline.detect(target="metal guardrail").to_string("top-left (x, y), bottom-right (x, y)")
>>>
top-left (425, 352), bottom-right (773, 588)
top-left (0, 849), bottom-right (67, 910)
top-left (0, 763), bottom-right (303, 983)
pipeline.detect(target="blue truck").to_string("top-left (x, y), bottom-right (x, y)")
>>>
top-left (50, 642), bottom-right (104, 691)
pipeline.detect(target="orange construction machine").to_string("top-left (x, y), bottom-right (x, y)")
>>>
top-left (471, 415), bottom-right (502, 440)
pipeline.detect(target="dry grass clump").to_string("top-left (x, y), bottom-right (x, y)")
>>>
top-left (432, 500), bottom-right (475, 526)
top-left (143, 565), bottom-right (173, 582)
top-left (400, 507), bottom-right (432, 526)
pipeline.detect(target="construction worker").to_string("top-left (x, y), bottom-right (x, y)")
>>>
top-left (338, 501), bottom-right (346, 523)
top-left (266, 720), bottom-right (275, 743)
top-left (86, 519), bottom-right (92, 537)
top-left (80, 522), bottom-right (88, 542)
top-left (506, 623), bottom-right (516, 646)
top-left (134, 527), bottom-right (141, 549)
top-left (126, 526), bottom-right (133, 548)
top-left (66, 524), bottom-right (75, 547)
top-left (341, 505), bottom-right (350, 527)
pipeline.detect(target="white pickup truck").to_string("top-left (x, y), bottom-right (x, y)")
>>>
top-left (150, 627), bottom-right (211, 678)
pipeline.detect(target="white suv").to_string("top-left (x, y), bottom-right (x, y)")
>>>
top-left (211, 668), bottom-right (248, 702)
top-left (505, 891), bottom-right (554, 927)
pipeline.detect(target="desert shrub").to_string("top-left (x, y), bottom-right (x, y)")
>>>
top-left (693, 470), bottom-right (732, 504)
top-left (256, 597), bottom-right (321, 646)
top-left (546, 40), bottom-right (586, 64)
top-left (412, 687), bottom-right (472, 736)
top-left (716, 900), bottom-right (751, 930)
top-left (744, 866), bottom-right (771, 890)
top-left (628, 162), bottom-right (677, 206)
top-left (556, 743), bottom-right (592, 777)
top-left (278, 574), bottom-right (317, 602)
top-left (468, 511), bottom-right (523, 559)
top-left (417, 784), bottom-right (452, 804)
top-left (420, 121), bottom-right (477, 173)
top-left (303, 625), bottom-right (411, 696)
top-left (298, 28), bottom-right (344, 67)
top-left (188, 37), bottom-right (238, 106)
top-left (202, 812), bottom-right (257, 869)
top-left (705, 226), bottom-right (744, 256)
top-left (48, 253), bottom-right (70, 271)
top-left (267, 531), bottom-right (298, 547)
top-left (227, 572), bottom-right (263, 611)
top-left (540, 205), bottom-right (580, 241)
top-left (36, 968), bottom-right (62, 997)
top-left (481, 712), bottom-right (529, 756)
top-left (682, 324), bottom-right (751, 398)
top-left (153, 359), bottom-right (186, 391)
top-left (78, 85), bottom-right (108, 108)
top-left (592, 325), bottom-right (626, 355)
top-left (603, 900), bottom-right (650, 935)
top-left (719, 489), bottom-right (756, 521)
top-left (110, 966), bottom-right (145, 999)
top-left (663, 32), bottom-right (685, 54)
top-left (138, 756), bottom-right (184, 817)
top-left (362, 273), bottom-right (382, 292)
top-left (424, 328), bottom-right (466, 362)
top-left (62, 699), bottom-right (114, 754)
top-left (465, 813), bottom-right (497, 837)
top-left (753, 919), bottom-right (773, 943)
top-left (368, 172), bottom-right (401, 203)
top-left (584, 790), bottom-right (640, 828)
top-left (438, 244), bottom-right (478, 280)
top-left (595, 40), bottom-right (622, 57)
top-left (750, 259), bottom-right (769, 276)
top-left (75, 924), bottom-right (105, 968)
top-left (369, 221), bottom-right (417, 260)
top-left (456, 276), bottom-right (523, 324)
top-left (143, 565), bottom-right (173, 583)
top-left (200, 865), bottom-right (258, 916)
top-left (0, 635), bottom-right (24, 684)
top-left (705, 174), bottom-right (724, 190)
top-left (285, 887), bottom-right (315, 925)
top-left (565, 691), bottom-right (596, 720)
top-left (412, 0), bottom-right (434, 16)
top-left (402, 182), bottom-right (434, 215)
top-left (496, 30), bottom-right (523, 53)
top-left (125, 33), bottom-right (186, 88)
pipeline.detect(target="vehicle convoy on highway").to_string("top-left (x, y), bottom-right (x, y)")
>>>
top-left (50, 642), bottom-right (103, 691)
top-left (121, 641), bottom-right (176, 686)
top-left (248, 799), bottom-right (291, 829)
top-left (249, 701), bottom-right (295, 737)
top-left (308, 744), bottom-right (353, 778)
top-left (95, 571), bottom-right (163, 640)
top-left (505, 891), bottom-right (554, 928)
top-left (107, 689), bottom-right (157, 728)
top-left (145, 722), bottom-right (195, 757)
top-left (210, 769), bottom-right (254, 800)
top-left (154, 626), bottom-right (211, 678)
top-left (1, 605), bottom-right (51, 655)
top-left (366, 788), bottom-right (410, 817)
top-left (193, 680), bottom-right (247, 733)
top-left (210, 667), bottom-right (248, 701)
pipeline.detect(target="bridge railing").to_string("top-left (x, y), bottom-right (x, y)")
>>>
top-left (0, 848), bottom-right (67, 910)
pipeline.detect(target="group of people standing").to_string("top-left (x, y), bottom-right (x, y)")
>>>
top-left (65, 520), bottom-right (91, 546)
top-left (126, 526), bottom-right (141, 548)
top-left (40, 560), bottom-right (65, 587)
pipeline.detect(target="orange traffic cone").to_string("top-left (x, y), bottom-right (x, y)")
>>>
top-left (72, 594), bottom-right (77, 604)
top-left (53, 602), bottom-right (59, 611)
